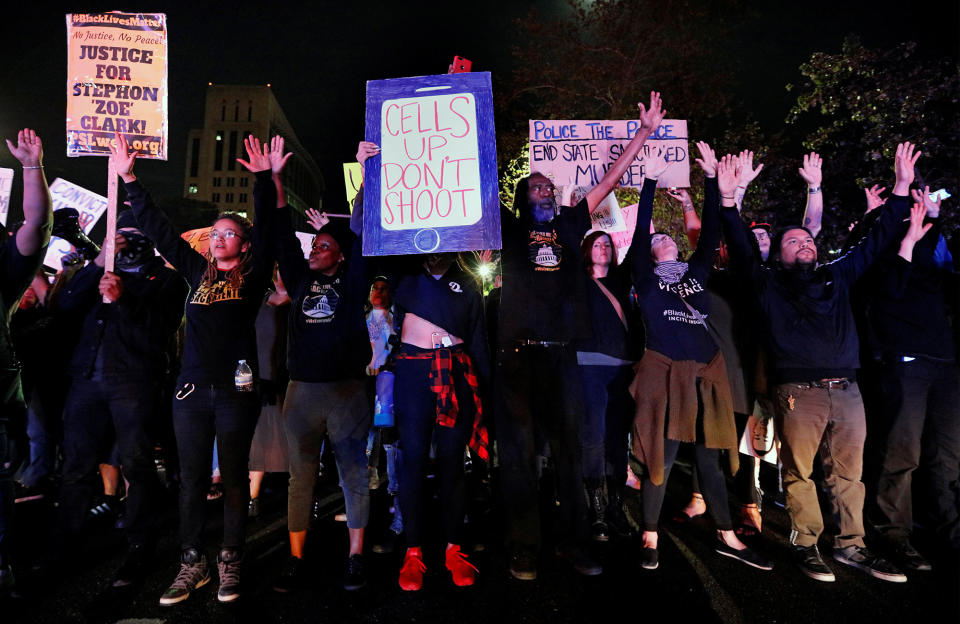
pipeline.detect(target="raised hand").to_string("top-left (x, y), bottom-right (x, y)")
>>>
top-left (268, 136), bottom-right (293, 175)
top-left (236, 136), bottom-right (271, 173)
top-left (911, 185), bottom-right (941, 218)
top-left (737, 149), bottom-right (764, 186)
top-left (717, 154), bottom-right (741, 197)
top-left (638, 91), bottom-right (665, 132)
top-left (864, 184), bottom-right (887, 213)
top-left (694, 141), bottom-right (718, 177)
top-left (894, 142), bottom-right (921, 193)
top-left (6, 128), bottom-right (43, 167)
top-left (798, 152), bottom-right (823, 187)
top-left (356, 141), bottom-right (380, 166)
top-left (644, 147), bottom-right (670, 180)
top-left (109, 133), bottom-right (137, 182)
top-left (305, 207), bottom-right (330, 231)
top-left (898, 202), bottom-right (933, 264)
top-left (666, 187), bottom-right (693, 207)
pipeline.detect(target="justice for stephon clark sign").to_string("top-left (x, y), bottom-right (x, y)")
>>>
top-left (528, 119), bottom-right (690, 190)
top-left (363, 72), bottom-right (501, 256)
top-left (65, 12), bottom-right (168, 160)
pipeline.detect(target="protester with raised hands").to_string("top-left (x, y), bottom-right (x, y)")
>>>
top-left (719, 142), bottom-right (921, 584)
top-left (0, 128), bottom-right (51, 593)
top-left (110, 132), bottom-right (275, 605)
top-left (262, 136), bottom-right (375, 594)
top-left (628, 147), bottom-right (772, 572)
top-left (797, 151), bottom-right (824, 237)
top-left (857, 185), bottom-right (960, 569)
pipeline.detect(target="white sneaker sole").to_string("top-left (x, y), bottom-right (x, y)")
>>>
top-left (833, 556), bottom-right (907, 583)
top-left (159, 575), bottom-right (210, 605)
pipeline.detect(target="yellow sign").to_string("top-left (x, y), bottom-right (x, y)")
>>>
top-left (65, 12), bottom-right (168, 160)
top-left (343, 162), bottom-right (362, 212)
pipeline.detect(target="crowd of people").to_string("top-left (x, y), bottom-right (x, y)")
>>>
top-left (0, 89), bottom-right (957, 608)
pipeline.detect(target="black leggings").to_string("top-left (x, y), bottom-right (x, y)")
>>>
top-left (395, 347), bottom-right (475, 547)
top-left (641, 438), bottom-right (733, 531)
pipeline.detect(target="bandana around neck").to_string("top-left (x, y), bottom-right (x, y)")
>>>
top-left (654, 260), bottom-right (689, 284)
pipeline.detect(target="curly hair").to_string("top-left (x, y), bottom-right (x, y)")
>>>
top-left (201, 212), bottom-right (254, 289)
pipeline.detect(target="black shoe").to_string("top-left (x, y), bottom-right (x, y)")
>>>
top-left (273, 556), bottom-right (304, 594)
top-left (793, 545), bottom-right (835, 582)
top-left (216, 548), bottom-right (242, 602)
top-left (588, 487), bottom-right (609, 542)
top-left (715, 540), bottom-right (773, 571)
top-left (833, 545), bottom-right (906, 583)
top-left (891, 540), bottom-right (932, 572)
top-left (508, 551), bottom-right (537, 581)
top-left (247, 497), bottom-right (260, 519)
top-left (112, 544), bottom-right (152, 587)
top-left (88, 495), bottom-right (119, 521)
top-left (556, 544), bottom-right (602, 576)
top-left (640, 547), bottom-right (659, 570)
top-left (344, 554), bottom-right (367, 591)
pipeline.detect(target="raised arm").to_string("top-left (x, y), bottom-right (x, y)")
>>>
top-left (110, 133), bottom-right (207, 279)
top-left (666, 187), bottom-right (700, 248)
top-left (799, 152), bottom-right (823, 237)
top-left (627, 158), bottom-right (662, 283)
top-left (7, 129), bottom-right (52, 257)
top-left (734, 149), bottom-right (764, 212)
top-left (832, 142), bottom-right (919, 284)
top-left (586, 91), bottom-right (665, 212)
top-left (238, 135), bottom-right (278, 276)
top-left (688, 153), bottom-right (730, 269)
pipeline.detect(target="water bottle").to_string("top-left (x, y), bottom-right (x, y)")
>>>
top-left (235, 359), bottom-right (254, 392)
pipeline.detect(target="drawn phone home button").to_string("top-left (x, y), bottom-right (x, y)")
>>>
top-left (413, 228), bottom-right (440, 253)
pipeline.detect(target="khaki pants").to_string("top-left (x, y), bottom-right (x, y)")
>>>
top-left (774, 381), bottom-right (867, 549)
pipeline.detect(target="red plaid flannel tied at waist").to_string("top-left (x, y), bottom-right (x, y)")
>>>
top-left (395, 346), bottom-right (489, 462)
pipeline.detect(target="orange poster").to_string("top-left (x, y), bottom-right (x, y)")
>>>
top-left (65, 12), bottom-right (168, 160)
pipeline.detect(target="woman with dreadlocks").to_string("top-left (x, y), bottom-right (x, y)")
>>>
top-left (109, 133), bottom-right (275, 605)
top-left (628, 145), bottom-right (771, 572)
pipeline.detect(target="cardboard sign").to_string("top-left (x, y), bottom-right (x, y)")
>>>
top-left (65, 12), bottom-right (168, 160)
top-left (529, 119), bottom-right (689, 189)
top-left (180, 226), bottom-right (211, 255)
top-left (295, 231), bottom-right (315, 259)
top-left (363, 72), bottom-right (501, 255)
top-left (609, 202), bottom-right (640, 265)
top-left (343, 163), bottom-right (362, 212)
top-left (0, 168), bottom-right (13, 226)
top-left (42, 178), bottom-right (109, 271)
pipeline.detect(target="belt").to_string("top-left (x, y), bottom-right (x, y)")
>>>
top-left (515, 339), bottom-right (568, 347)
top-left (800, 378), bottom-right (851, 390)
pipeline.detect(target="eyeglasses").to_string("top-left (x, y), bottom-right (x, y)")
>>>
top-left (210, 229), bottom-right (244, 240)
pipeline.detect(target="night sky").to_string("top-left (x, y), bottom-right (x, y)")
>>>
top-left (1, 0), bottom-right (956, 215)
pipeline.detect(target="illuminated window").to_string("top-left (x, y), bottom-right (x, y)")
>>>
top-left (188, 184), bottom-right (198, 194)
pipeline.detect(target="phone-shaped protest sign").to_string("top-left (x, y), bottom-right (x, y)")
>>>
top-left (363, 72), bottom-right (501, 256)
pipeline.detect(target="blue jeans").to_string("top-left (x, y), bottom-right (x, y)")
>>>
top-left (577, 364), bottom-right (633, 486)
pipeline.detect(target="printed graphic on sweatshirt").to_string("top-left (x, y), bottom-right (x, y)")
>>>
top-left (302, 280), bottom-right (340, 323)
top-left (190, 278), bottom-right (242, 306)
top-left (528, 229), bottom-right (562, 271)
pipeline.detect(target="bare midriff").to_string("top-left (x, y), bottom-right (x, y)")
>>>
top-left (401, 312), bottom-right (464, 349)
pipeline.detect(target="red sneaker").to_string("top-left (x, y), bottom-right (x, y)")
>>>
top-left (445, 545), bottom-right (478, 587)
top-left (398, 547), bottom-right (426, 591)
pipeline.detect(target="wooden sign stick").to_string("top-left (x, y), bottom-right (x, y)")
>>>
top-left (102, 157), bottom-right (118, 302)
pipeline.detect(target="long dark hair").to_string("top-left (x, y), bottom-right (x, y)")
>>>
top-left (581, 230), bottom-right (618, 275)
top-left (769, 225), bottom-right (814, 266)
top-left (202, 212), bottom-right (254, 289)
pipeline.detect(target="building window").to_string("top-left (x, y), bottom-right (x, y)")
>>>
top-left (234, 101), bottom-right (239, 122)
top-left (226, 193), bottom-right (234, 203)
top-left (212, 177), bottom-right (222, 187)
top-left (227, 177), bottom-right (236, 187)
top-left (220, 102), bottom-right (226, 121)
top-left (227, 131), bottom-right (238, 171)
top-left (247, 102), bottom-right (253, 121)
top-left (212, 192), bottom-right (221, 203)
top-left (239, 193), bottom-right (248, 203)
top-left (214, 131), bottom-right (224, 171)
top-left (188, 184), bottom-right (198, 194)
top-left (239, 177), bottom-right (249, 188)
top-left (189, 138), bottom-right (200, 177)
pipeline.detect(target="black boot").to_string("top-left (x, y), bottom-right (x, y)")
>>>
top-left (588, 485), bottom-right (609, 542)
top-left (606, 478), bottom-right (633, 537)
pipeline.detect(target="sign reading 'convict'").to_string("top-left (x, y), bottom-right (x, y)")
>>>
top-left (363, 72), bottom-right (500, 256)
top-left (65, 12), bottom-right (168, 160)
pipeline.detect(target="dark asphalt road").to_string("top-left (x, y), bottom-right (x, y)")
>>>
top-left (2, 458), bottom-right (957, 624)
